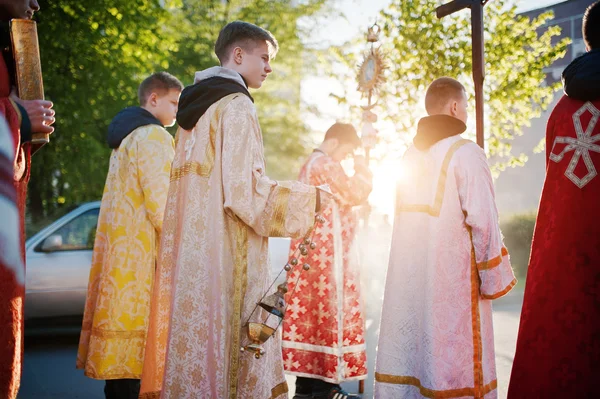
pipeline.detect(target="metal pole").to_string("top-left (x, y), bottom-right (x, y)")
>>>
top-left (472, 2), bottom-right (485, 149)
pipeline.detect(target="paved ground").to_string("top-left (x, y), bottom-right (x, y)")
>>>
top-left (19, 295), bottom-right (522, 399)
top-left (19, 222), bottom-right (523, 398)
top-left (20, 328), bottom-right (103, 399)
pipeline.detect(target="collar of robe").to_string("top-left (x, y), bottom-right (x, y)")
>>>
top-left (413, 115), bottom-right (467, 150)
top-left (106, 107), bottom-right (163, 149)
top-left (176, 67), bottom-right (254, 131)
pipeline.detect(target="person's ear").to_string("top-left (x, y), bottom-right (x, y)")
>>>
top-left (450, 100), bottom-right (458, 117)
top-left (148, 93), bottom-right (158, 107)
top-left (331, 138), bottom-right (340, 150)
top-left (233, 47), bottom-right (243, 65)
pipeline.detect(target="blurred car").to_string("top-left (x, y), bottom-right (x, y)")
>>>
top-left (25, 201), bottom-right (291, 320)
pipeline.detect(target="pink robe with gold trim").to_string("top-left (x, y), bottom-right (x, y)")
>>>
top-left (139, 90), bottom-right (318, 399)
top-left (374, 136), bottom-right (516, 399)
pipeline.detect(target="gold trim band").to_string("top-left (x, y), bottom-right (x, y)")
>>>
top-left (270, 381), bottom-right (289, 398)
top-left (481, 278), bottom-right (517, 300)
top-left (229, 219), bottom-right (248, 399)
top-left (82, 369), bottom-right (142, 380)
top-left (477, 247), bottom-right (509, 271)
top-left (89, 328), bottom-right (146, 340)
top-left (375, 373), bottom-right (497, 398)
top-left (397, 139), bottom-right (471, 217)
top-left (470, 244), bottom-right (484, 397)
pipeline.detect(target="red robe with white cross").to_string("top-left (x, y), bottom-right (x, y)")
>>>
top-left (508, 96), bottom-right (600, 397)
top-left (282, 150), bottom-right (372, 383)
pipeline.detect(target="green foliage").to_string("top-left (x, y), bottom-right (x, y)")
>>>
top-left (500, 212), bottom-right (537, 278)
top-left (32, 0), bottom-right (174, 220)
top-left (29, 0), bottom-right (329, 221)
top-left (328, 0), bottom-right (570, 168)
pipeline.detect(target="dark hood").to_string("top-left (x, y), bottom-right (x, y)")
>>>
top-left (107, 107), bottom-right (163, 149)
top-left (176, 76), bottom-right (253, 130)
top-left (413, 115), bottom-right (467, 150)
top-left (562, 49), bottom-right (600, 102)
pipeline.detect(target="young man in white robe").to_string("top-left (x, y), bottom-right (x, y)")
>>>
top-left (374, 77), bottom-right (516, 399)
top-left (138, 21), bottom-right (331, 399)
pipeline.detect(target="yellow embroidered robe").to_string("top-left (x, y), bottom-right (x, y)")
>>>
top-left (76, 125), bottom-right (175, 380)
top-left (139, 92), bottom-right (317, 399)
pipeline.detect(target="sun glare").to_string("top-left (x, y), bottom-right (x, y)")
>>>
top-left (367, 158), bottom-right (404, 219)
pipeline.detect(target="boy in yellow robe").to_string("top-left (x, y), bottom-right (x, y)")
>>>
top-left (76, 72), bottom-right (183, 399)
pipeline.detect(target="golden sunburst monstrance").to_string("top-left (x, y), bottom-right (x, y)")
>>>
top-left (357, 24), bottom-right (387, 103)
top-left (357, 46), bottom-right (386, 96)
top-left (357, 23), bottom-right (387, 160)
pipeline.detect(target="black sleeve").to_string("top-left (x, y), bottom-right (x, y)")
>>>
top-left (15, 102), bottom-right (31, 143)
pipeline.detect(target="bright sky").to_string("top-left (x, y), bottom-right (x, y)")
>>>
top-left (300, 0), bottom-right (567, 217)
top-left (312, 0), bottom-right (564, 47)
top-left (302, 0), bottom-right (566, 128)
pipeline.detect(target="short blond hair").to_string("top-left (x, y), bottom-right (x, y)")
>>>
top-left (425, 77), bottom-right (466, 115)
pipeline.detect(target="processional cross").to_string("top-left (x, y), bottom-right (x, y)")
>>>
top-left (436, 0), bottom-right (490, 149)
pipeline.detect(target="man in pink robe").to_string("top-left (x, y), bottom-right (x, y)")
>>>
top-left (374, 78), bottom-right (515, 399)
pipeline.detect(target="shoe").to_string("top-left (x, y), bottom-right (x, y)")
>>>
top-left (314, 386), bottom-right (361, 399)
top-left (292, 394), bottom-right (313, 399)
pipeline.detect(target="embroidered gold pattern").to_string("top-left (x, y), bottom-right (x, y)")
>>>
top-left (268, 187), bottom-right (291, 237)
top-left (170, 161), bottom-right (211, 181)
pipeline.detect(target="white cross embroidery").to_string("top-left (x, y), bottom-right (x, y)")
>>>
top-left (549, 102), bottom-right (600, 189)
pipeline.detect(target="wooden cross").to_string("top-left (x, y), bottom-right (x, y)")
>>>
top-left (436, 0), bottom-right (490, 149)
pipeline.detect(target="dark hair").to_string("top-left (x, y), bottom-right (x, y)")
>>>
top-left (583, 1), bottom-right (600, 50)
top-left (424, 77), bottom-right (466, 115)
top-left (324, 123), bottom-right (361, 147)
top-left (215, 21), bottom-right (279, 64)
top-left (138, 72), bottom-right (183, 106)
